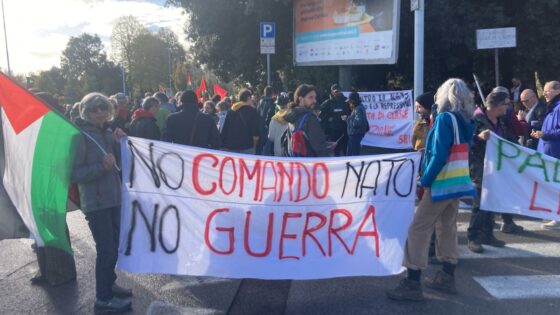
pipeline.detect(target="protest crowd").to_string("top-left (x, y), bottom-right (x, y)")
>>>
top-left (1, 73), bottom-right (558, 313)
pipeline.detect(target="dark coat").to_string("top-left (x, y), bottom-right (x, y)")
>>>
top-left (523, 101), bottom-right (547, 149)
top-left (284, 106), bottom-right (330, 157)
top-left (220, 102), bottom-right (263, 150)
top-left (258, 96), bottom-right (276, 128)
top-left (162, 105), bottom-right (221, 149)
top-left (319, 94), bottom-right (351, 139)
top-left (128, 109), bottom-right (161, 141)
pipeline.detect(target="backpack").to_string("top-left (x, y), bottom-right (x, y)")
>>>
top-left (281, 113), bottom-right (316, 157)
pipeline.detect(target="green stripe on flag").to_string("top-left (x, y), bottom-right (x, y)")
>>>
top-left (31, 112), bottom-right (79, 254)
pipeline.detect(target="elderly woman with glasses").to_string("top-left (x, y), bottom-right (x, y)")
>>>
top-left (71, 92), bottom-right (132, 313)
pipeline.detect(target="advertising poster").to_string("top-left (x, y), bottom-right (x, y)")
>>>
top-left (294, 0), bottom-right (400, 65)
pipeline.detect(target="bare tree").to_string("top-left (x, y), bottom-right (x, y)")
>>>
top-left (111, 16), bottom-right (147, 95)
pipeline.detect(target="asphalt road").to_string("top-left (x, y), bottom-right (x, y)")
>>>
top-left (1, 207), bottom-right (559, 315)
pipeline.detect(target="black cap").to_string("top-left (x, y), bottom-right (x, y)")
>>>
top-left (330, 84), bottom-right (341, 92)
top-left (415, 92), bottom-right (435, 110)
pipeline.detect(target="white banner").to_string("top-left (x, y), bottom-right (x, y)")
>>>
top-left (346, 90), bottom-right (413, 149)
top-left (118, 137), bottom-right (420, 279)
top-left (481, 133), bottom-right (560, 221)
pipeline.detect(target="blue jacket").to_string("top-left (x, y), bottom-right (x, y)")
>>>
top-left (421, 111), bottom-right (475, 188)
top-left (537, 95), bottom-right (560, 159)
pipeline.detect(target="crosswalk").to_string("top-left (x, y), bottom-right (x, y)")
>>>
top-left (455, 204), bottom-right (560, 300)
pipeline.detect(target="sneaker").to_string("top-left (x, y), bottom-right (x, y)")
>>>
top-left (386, 278), bottom-right (424, 301)
top-left (481, 235), bottom-right (506, 247)
top-left (501, 222), bottom-right (524, 234)
top-left (424, 270), bottom-right (457, 295)
top-left (468, 240), bottom-right (484, 253)
top-left (94, 297), bottom-right (131, 313)
top-left (112, 284), bottom-right (133, 298)
top-left (542, 220), bottom-right (560, 230)
top-left (30, 271), bottom-right (47, 285)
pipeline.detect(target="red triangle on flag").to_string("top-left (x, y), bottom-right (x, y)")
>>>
top-left (213, 84), bottom-right (228, 100)
top-left (0, 72), bottom-right (50, 134)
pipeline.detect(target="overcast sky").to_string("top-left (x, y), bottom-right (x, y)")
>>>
top-left (0, 0), bottom-right (189, 75)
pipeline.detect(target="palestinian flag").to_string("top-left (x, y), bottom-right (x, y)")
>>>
top-left (187, 74), bottom-right (193, 90)
top-left (0, 72), bottom-right (79, 254)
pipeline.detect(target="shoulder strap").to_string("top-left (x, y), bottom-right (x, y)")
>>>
top-left (294, 113), bottom-right (310, 132)
top-left (447, 112), bottom-right (460, 145)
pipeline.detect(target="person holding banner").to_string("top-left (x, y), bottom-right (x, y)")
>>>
top-left (467, 91), bottom-right (510, 253)
top-left (72, 93), bottom-right (132, 313)
top-left (531, 81), bottom-right (560, 230)
top-left (387, 78), bottom-right (476, 301)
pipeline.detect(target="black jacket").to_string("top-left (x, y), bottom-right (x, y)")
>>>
top-left (258, 96), bottom-right (276, 128)
top-left (221, 102), bottom-right (263, 150)
top-left (128, 109), bottom-right (161, 141)
top-left (524, 101), bottom-right (547, 149)
top-left (284, 106), bottom-right (330, 157)
top-left (319, 94), bottom-right (351, 138)
top-left (162, 105), bottom-right (221, 149)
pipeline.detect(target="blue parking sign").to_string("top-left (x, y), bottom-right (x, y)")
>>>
top-left (260, 22), bottom-right (275, 39)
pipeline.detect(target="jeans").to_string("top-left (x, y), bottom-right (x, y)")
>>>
top-left (85, 207), bottom-right (121, 301)
top-left (347, 133), bottom-right (365, 156)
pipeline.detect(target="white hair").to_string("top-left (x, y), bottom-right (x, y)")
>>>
top-left (435, 78), bottom-right (475, 121)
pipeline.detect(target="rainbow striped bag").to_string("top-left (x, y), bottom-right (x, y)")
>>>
top-left (431, 113), bottom-right (476, 201)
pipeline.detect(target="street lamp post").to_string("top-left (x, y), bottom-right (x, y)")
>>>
top-left (1, 0), bottom-right (11, 75)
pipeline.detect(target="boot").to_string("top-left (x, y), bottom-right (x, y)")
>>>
top-left (424, 270), bottom-right (457, 294)
top-left (94, 297), bottom-right (131, 313)
top-left (468, 239), bottom-right (484, 253)
top-left (481, 235), bottom-right (506, 247)
top-left (112, 284), bottom-right (133, 298)
top-left (386, 278), bottom-right (424, 301)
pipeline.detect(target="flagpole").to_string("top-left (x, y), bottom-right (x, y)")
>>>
top-left (0, 71), bottom-right (121, 171)
top-left (1, 0), bottom-right (11, 76)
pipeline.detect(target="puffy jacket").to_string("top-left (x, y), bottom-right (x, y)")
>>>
top-left (128, 109), bottom-right (161, 140)
top-left (71, 119), bottom-right (121, 213)
top-left (421, 111), bottom-right (475, 188)
top-left (284, 106), bottom-right (330, 157)
top-left (538, 94), bottom-right (560, 159)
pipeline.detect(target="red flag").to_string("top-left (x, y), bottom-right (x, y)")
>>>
top-left (213, 84), bottom-right (228, 100)
top-left (195, 87), bottom-right (201, 102)
top-left (198, 78), bottom-right (207, 101)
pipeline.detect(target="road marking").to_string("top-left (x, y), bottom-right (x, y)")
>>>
top-left (459, 243), bottom-right (560, 259)
top-left (146, 300), bottom-right (223, 315)
top-left (474, 275), bottom-right (560, 299)
top-left (456, 220), bottom-right (545, 232)
top-left (160, 276), bottom-right (233, 292)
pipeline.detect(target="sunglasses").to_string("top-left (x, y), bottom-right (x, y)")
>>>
top-left (87, 103), bottom-right (110, 113)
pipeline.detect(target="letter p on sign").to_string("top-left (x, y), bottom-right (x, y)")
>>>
top-left (260, 22), bottom-right (275, 39)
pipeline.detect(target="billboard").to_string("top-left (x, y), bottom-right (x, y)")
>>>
top-left (294, 0), bottom-right (400, 66)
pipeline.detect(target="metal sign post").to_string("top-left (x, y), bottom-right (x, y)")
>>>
top-left (260, 22), bottom-right (275, 86)
top-left (476, 27), bottom-right (516, 87)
